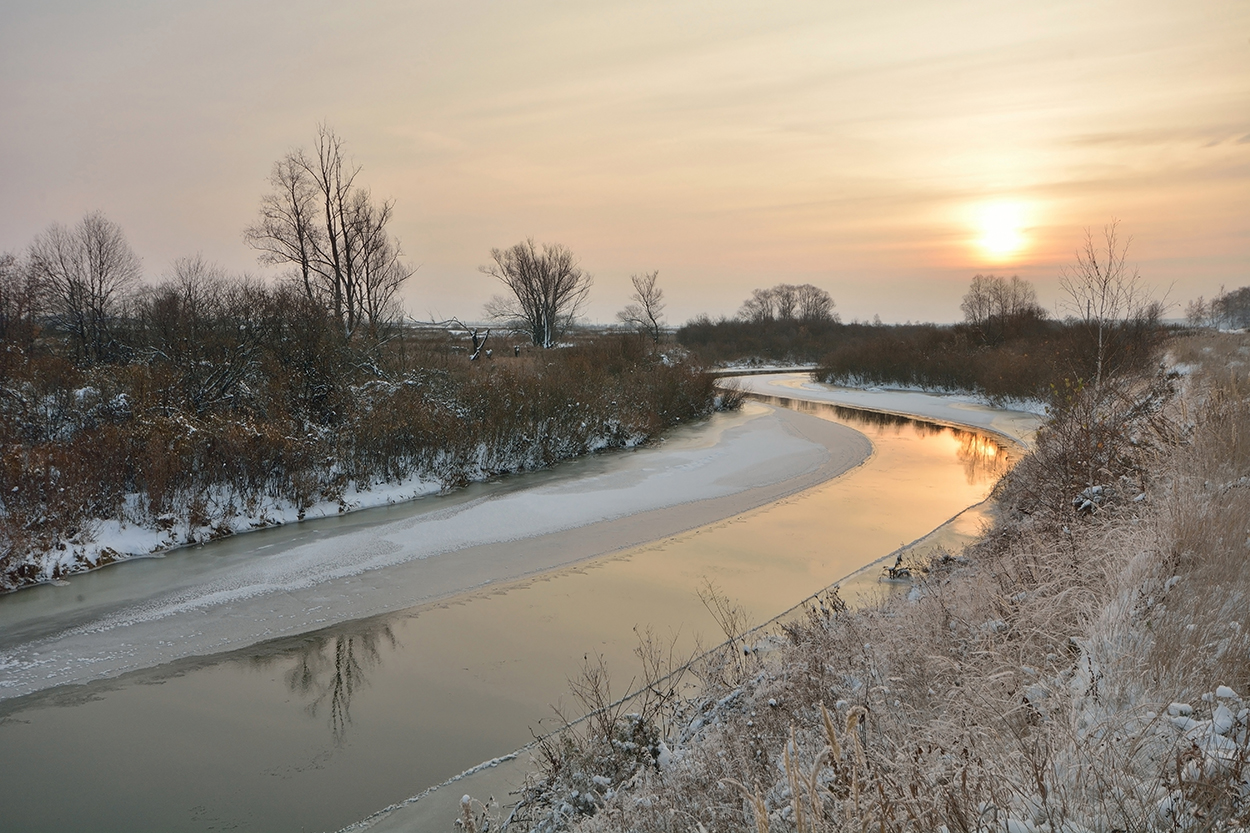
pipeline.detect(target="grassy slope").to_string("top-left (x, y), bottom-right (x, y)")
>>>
top-left (507, 332), bottom-right (1250, 833)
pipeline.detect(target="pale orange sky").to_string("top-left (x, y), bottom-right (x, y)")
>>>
top-left (1, 0), bottom-right (1247, 323)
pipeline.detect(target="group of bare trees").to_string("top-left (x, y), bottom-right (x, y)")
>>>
top-left (1187, 287), bottom-right (1250, 330)
top-left (739, 283), bottom-right (837, 324)
top-left (0, 127), bottom-right (414, 379)
top-left (959, 273), bottom-right (1046, 346)
top-left (245, 125), bottom-right (413, 339)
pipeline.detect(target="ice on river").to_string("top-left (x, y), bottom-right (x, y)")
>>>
top-left (0, 401), bottom-right (869, 701)
top-left (732, 372), bottom-right (1043, 447)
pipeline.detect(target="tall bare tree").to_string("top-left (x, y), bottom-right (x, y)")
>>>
top-left (28, 211), bottom-right (141, 363)
top-left (617, 270), bottom-right (666, 343)
top-left (1059, 221), bottom-right (1152, 387)
top-left (245, 125), bottom-right (413, 339)
top-left (482, 239), bottom-right (592, 348)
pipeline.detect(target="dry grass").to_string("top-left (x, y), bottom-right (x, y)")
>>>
top-left (494, 333), bottom-right (1250, 832)
top-left (0, 330), bottom-right (722, 590)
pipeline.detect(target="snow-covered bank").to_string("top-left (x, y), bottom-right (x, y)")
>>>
top-left (729, 371), bottom-right (1043, 447)
top-left (35, 472), bottom-right (445, 588)
top-left (0, 402), bottom-right (870, 701)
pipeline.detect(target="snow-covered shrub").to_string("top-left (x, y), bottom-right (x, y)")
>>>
top-left (0, 328), bottom-right (719, 591)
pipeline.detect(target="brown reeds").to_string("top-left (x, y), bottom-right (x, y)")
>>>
top-left (527, 333), bottom-right (1250, 833)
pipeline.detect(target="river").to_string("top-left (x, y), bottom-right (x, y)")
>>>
top-left (0, 375), bottom-right (1037, 832)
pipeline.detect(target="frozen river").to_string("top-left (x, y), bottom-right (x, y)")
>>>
top-left (0, 374), bottom-right (1039, 832)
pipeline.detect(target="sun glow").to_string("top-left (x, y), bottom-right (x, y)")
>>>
top-left (974, 202), bottom-right (1028, 261)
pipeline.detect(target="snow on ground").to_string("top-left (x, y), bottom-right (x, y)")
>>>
top-left (0, 402), bottom-right (869, 701)
top-left (46, 475), bottom-right (445, 583)
top-left (729, 372), bottom-right (1044, 447)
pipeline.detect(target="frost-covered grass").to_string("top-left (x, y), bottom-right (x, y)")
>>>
top-left (500, 333), bottom-right (1250, 832)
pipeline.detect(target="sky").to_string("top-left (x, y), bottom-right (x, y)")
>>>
top-left (1, 0), bottom-right (1247, 325)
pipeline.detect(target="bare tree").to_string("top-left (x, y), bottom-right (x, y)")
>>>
top-left (245, 125), bottom-right (413, 339)
top-left (773, 283), bottom-right (798, 320)
top-left (482, 239), bottom-right (592, 348)
top-left (0, 252), bottom-right (44, 349)
top-left (1059, 221), bottom-right (1152, 387)
top-left (28, 211), bottom-right (141, 363)
top-left (617, 270), bottom-right (666, 343)
top-left (795, 283), bottom-right (837, 322)
top-left (739, 283), bottom-right (836, 323)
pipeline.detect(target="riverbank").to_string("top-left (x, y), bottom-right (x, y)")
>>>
top-left (0, 401), bottom-right (869, 702)
top-left (511, 335), bottom-right (1250, 833)
top-left (336, 380), bottom-right (1044, 832)
top-left (0, 337), bottom-right (717, 593)
top-left (0, 388), bottom-right (1022, 833)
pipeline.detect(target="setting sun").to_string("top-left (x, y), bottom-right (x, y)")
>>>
top-left (975, 202), bottom-right (1028, 261)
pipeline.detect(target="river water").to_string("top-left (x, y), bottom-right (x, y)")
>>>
top-left (0, 392), bottom-right (1018, 833)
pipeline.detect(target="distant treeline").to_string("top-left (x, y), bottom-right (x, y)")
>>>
top-left (679, 274), bottom-right (1169, 402)
top-left (813, 316), bottom-right (1164, 402)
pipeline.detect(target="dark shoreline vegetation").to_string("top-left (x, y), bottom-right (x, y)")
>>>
top-left (679, 313), bottom-right (1168, 403)
top-left (0, 291), bottom-right (719, 591)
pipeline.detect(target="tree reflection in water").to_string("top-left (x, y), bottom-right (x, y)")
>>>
top-left (751, 394), bottom-right (1013, 486)
top-left (252, 621), bottom-right (398, 743)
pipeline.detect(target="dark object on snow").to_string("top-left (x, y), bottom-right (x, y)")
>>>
top-left (883, 551), bottom-right (912, 581)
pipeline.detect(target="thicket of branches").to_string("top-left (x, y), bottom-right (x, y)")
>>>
top-left (0, 229), bottom-right (717, 592)
top-left (678, 316), bottom-right (846, 365)
top-left (815, 316), bottom-right (1166, 403)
